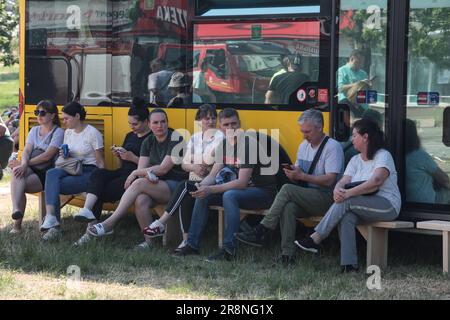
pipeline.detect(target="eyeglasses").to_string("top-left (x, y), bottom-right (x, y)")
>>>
top-left (34, 110), bottom-right (47, 117)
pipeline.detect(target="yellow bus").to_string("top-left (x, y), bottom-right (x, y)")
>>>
top-left (19, 0), bottom-right (450, 220)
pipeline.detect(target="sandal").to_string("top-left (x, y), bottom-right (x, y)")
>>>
top-left (87, 223), bottom-right (114, 237)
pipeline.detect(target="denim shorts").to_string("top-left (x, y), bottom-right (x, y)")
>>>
top-left (162, 179), bottom-right (179, 194)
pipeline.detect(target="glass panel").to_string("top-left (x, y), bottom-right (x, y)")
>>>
top-left (111, 0), bottom-right (190, 105)
top-left (25, 0), bottom-right (111, 106)
top-left (405, 0), bottom-right (450, 206)
top-left (193, 21), bottom-right (320, 105)
top-left (337, 0), bottom-right (388, 164)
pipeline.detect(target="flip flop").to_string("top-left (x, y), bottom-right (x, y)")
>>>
top-left (87, 223), bottom-right (114, 237)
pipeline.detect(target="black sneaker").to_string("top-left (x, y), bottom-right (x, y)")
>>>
top-left (205, 248), bottom-right (235, 262)
top-left (341, 264), bottom-right (359, 273)
top-left (294, 237), bottom-right (320, 254)
top-left (235, 224), bottom-right (269, 247)
top-left (11, 211), bottom-right (24, 220)
top-left (173, 244), bottom-right (199, 257)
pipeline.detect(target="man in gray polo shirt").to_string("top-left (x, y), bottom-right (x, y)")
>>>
top-left (236, 109), bottom-right (344, 265)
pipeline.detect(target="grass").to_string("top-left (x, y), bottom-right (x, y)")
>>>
top-left (0, 64), bottom-right (19, 114)
top-left (0, 171), bottom-right (450, 300)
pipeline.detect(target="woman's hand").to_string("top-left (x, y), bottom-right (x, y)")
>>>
top-left (333, 187), bottom-right (349, 203)
top-left (124, 171), bottom-right (138, 189)
top-left (13, 164), bottom-right (27, 178)
top-left (192, 164), bottom-right (209, 178)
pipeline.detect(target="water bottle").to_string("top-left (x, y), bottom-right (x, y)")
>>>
top-left (61, 144), bottom-right (69, 158)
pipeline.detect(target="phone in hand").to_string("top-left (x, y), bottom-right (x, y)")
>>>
top-left (147, 170), bottom-right (158, 182)
top-left (282, 163), bottom-right (292, 170)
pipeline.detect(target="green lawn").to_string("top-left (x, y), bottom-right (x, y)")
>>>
top-left (0, 64), bottom-right (19, 115)
top-left (0, 183), bottom-right (449, 300)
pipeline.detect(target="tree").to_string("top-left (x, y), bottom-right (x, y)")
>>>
top-left (0, 0), bottom-right (19, 66)
top-left (409, 7), bottom-right (450, 69)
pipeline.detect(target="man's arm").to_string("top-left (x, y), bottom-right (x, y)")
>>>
top-left (265, 90), bottom-right (274, 104)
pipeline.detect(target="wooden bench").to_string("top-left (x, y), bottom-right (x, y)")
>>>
top-left (416, 220), bottom-right (450, 274)
top-left (211, 206), bottom-right (413, 269)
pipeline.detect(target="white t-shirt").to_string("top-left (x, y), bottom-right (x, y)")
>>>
top-left (64, 124), bottom-right (104, 166)
top-left (345, 149), bottom-right (401, 213)
top-left (295, 136), bottom-right (344, 191)
top-left (183, 130), bottom-right (224, 181)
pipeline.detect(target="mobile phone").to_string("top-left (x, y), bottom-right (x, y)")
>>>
top-left (115, 147), bottom-right (126, 153)
top-left (147, 170), bottom-right (158, 182)
top-left (187, 182), bottom-right (199, 193)
top-left (282, 163), bottom-right (292, 170)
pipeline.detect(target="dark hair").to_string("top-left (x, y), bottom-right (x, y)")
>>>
top-left (149, 108), bottom-right (168, 121)
top-left (218, 107), bottom-right (239, 121)
top-left (349, 49), bottom-right (364, 60)
top-left (62, 101), bottom-right (87, 121)
top-left (128, 97), bottom-right (149, 122)
top-left (404, 118), bottom-right (421, 153)
top-left (353, 118), bottom-right (386, 160)
top-left (195, 104), bottom-right (217, 121)
top-left (37, 100), bottom-right (60, 127)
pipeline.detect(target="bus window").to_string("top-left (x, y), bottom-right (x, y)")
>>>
top-left (25, 0), bottom-right (111, 106)
top-left (193, 21), bottom-right (321, 105)
top-left (336, 1), bottom-right (388, 164)
top-left (404, 1), bottom-right (450, 207)
top-left (111, 1), bottom-right (190, 104)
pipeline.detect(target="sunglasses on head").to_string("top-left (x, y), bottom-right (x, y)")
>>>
top-left (34, 110), bottom-right (47, 117)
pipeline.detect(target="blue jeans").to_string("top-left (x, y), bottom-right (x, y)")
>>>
top-left (187, 187), bottom-right (275, 252)
top-left (44, 166), bottom-right (96, 220)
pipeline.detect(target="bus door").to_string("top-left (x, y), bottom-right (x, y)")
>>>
top-left (402, 0), bottom-right (450, 219)
top-left (334, 1), bottom-right (450, 220)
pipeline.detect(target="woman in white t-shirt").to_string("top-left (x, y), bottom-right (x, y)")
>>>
top-left (40, 101), bottom-right (105, 240)
top-left (295, 119), bottom-right (401, 272)
top-left (8, 100), bottom-right (64, 233)
top-left (143, 104), bottom-right (224, 252)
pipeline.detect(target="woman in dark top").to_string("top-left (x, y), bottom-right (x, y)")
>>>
top-left (73, 98), bottom-right (151, 246)
top-left (87, 108), bottom-right (187, 249)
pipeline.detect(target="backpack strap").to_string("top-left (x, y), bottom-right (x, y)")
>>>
top-left (307, 136), bottom-right (329, 175)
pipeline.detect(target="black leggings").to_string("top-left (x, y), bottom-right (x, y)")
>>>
top-left (86, 168), bottom-right (131, 219)
top-left (164, 180), bottom-right (196, 234)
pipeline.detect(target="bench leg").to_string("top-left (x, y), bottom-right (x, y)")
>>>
top-left (443, 231), bottom-right (449, 274)
top-left (367, 226), bottom-right (388, 269)
top-left (38, 192), bottom-right (46, 226)
top-left (218, 209), bottom-right (224, 248)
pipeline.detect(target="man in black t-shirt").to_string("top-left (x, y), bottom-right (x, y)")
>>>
top-left (265, 54), bottom-right (309, 105)
top-left (175, 108), bottom-right (277, 261)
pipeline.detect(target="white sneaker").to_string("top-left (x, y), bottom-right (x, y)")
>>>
top-left (40, 214), bottom-right (60, 231)
top-left (74, 208), bottom-right (96, 222)
top-left (73, 233), bottom-right (92, 247)
top-left (42, 227), bottom-right (62, 241)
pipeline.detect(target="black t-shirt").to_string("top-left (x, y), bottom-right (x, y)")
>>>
top-left (215, 134), bottom-right (277, 192)
top-left (140, 129), bottom-right (188, 181)
top-left (121, 131), bottom-right (152, 173)
top-left (269, 71), bottom-right (309, 104)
